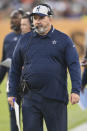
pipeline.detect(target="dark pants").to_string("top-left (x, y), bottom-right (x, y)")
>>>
top-left (22, 91), bottom-right (67, 131)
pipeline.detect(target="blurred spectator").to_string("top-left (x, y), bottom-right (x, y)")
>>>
top-left (1, 0), bottom-right (87, 20)
top-left (19, 0), bottom-right (35, 11)
top-left (0, 0), bottom-right (10, 10)
top-left (21, 0), bottom-right (34, 3)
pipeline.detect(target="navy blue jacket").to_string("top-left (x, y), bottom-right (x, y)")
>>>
top-left (82, 68), bottom-right (87, 87)
top-left (8, 26), bottom-right (81, 103)
top-left (0, 32), bottom-right (21, 83)
top-left (82, 52), bottom-right (87, 87)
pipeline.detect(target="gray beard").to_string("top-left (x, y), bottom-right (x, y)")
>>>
top-left (35, 26), bottom-right (47, 35)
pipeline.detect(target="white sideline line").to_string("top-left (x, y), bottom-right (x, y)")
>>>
top-left (69, 123), bottom-right (87, 131)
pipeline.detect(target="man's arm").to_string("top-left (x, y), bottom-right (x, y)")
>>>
top-left (0, 39), bottom-right (8, 84)
top-left (8, 39), bottom-right (24, 99)
top-left (0, 66), bottom-right (7, 83)
top-left (65, 36), bottom-right (81, 104)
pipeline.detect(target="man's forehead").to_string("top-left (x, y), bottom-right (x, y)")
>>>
top-left (21, 18), bottom-right (29, 22)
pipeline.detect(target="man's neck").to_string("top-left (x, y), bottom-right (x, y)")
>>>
top-left (14, 30), bottom-right (21, 34)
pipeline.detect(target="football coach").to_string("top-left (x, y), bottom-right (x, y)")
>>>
top-left (8, 4), bottom-right (81, 131)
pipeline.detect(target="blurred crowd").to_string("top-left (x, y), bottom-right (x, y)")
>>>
top-left (46, 0), bottom-right (87, 18)
top-left (0, 0), bottom-right (87, 19)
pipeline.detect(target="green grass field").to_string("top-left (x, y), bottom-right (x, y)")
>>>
top-left (0, 75), bottom-right (87, 131)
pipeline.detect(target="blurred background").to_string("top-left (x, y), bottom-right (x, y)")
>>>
top-left (1, 0), bottom-right (87, 59)
top-left (0, 0), bottom-right (87, 131)
top-left (1, 0), bottom-right (87, 19)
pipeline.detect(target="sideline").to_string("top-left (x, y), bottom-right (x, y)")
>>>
top-left (70, 123), bottom-right (87, 131)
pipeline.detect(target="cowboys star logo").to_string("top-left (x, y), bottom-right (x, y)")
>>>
top-left (52, 40), bottom-right (57, 45)
top-left (36, 6), bottom-right (40, 12)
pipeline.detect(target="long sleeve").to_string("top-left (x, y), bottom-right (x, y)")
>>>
top-left (0, 40), bottom-right (8, 84)
top-left (65, 37), bottom-right (81, 95)
top-left (8, 40), bottom-right (24, 97)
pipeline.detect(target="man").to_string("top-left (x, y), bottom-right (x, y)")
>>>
top-left (81, 52), bottom-right (87, 91)
top-left (21, 12), bottom-right (31, 34)
top-left (80, 29), bottom-right (87, 91)
top-left (0, 9), bottom-right (24, 131)
top-left (8, 4), bottom-right (81, 131)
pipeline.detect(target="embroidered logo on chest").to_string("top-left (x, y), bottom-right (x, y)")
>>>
top-left (13, 37), bottom-right (18, 41)
top-left (52, 40), bottom-right (57, 45)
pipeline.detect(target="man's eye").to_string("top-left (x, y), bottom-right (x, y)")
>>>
top-left (40, 16), bottom-right (45, 19)
top-left (33, 16), bottom-right (38, 20)
top-left (34, 17), bottom-right (37, 20)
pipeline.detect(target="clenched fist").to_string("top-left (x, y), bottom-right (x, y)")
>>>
top-left (70, 93), bottom-right (80, 105)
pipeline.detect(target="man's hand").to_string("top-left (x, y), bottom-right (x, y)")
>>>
top-left (70, 93), bottom-right (80, 105)
top-left (8, 97), bottom-right (16, 108)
